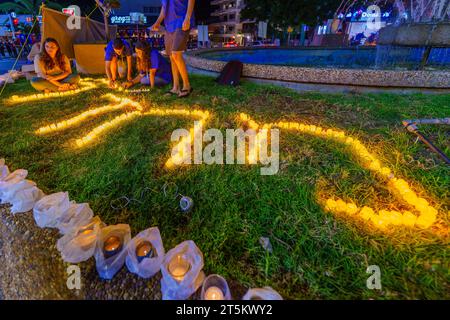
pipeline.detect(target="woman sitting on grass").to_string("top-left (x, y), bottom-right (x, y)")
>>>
top-left (31, 38), bottom-right (80, 93)
top-left (123, 40), bottom-right (172, 89)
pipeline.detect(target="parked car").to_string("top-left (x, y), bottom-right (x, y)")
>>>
top-left (223, 40), bottom-right (239, 48)
top-left (250, 40), bottom-right (277, 47)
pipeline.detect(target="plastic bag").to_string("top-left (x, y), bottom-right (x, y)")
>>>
top-left (57, 216), bottom-right (104, 263)
top-left (242, 287), bottom-right (283, 300)
top-left (10, 183), bottom-right (44, 214)
top-left (57, 202), bottom-right (94, 235)
top-left (160, 240), bottom-right (205, 300)
top-left (0, 169), bottom-right (28, 203)
top-left (94, 224), bottom-right (131, 279)
top-left (33, 192), bottom-right (71, 228)
top-left (0, 74), bottom-right (14, 84)
top-left (0, 178), bottom-right (36, 204)
top-left (0, 159), bottom-right (10, 180)
top-left (125, 227), bottom-right (165, 278)
top-left (6, 70), bottom-right (23, 80)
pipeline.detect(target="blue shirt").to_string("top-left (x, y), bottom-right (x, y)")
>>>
top-left (104, 40), bottom-right (132, 61)
top-left (162, 0), bottom-right (195, 33)
top-left (141, 49), bottom-right (172, 84)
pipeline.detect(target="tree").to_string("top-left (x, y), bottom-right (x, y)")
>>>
top-left (241, 0), bottom-right (340, 29)
top-left (0, 0), bottom-right (64, 17)
top-left (94, 0), bottom-right (121, 41)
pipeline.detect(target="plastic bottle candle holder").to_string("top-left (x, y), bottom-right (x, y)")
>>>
top-left (168, 254), bottom-right (191, 282)
top-left (136, 240), bottom-right (156, 263)
top-left (201, 274), bottom-right (231, 300)
top-left (103, 235), bottom-right (123, 259)
top-left (76, 226), bottom-right (96, 250)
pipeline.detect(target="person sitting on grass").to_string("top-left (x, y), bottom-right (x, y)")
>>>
top-left (104, 38), bottom-right (133, 89)
top-left (31, 38), bottom-right (80, 93)
top-left (122, 40), bottom-right (172, 89)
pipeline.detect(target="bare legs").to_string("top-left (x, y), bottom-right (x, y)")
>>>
top-left (170, 51), bottom-right (191, 95)
top-left (169, 54), bottom-right (181, 93)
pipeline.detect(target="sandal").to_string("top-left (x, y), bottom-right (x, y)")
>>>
top-left (178, 87), bottom-right (193, 98)
top-left (165, 89), bottom-right (179, 97)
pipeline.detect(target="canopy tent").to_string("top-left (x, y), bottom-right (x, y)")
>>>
top-left (41, 6), bottom-right (117, 74)
top-left (42, 6), bottom-right (117, 59)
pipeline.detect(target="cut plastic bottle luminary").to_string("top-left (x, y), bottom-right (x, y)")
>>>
top-left (168, 254), bottom-right (191, 282)
top-left (201, 274), bottom-right (231, 300)
top-left (76, 225), bottom-right (96, 250)
top-left (242, 287), bottom-right (283, 300)
top-left (161, 240), bottom-right (205, 299)
top-left (103, 235), bottom-right (123, 258)
top-left (136, 240), bottom-right (156, 263)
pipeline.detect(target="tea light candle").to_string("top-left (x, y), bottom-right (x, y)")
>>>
top-left (79, 228), bottom-right (93, 236)
top-left (168, 254), bottom-right (191, 282)
top-left (76, 227), bottom-right (95, 250)
top-left (103, 235), bottom-right (122, 258)
top-left (136, 241), bottom-right (155, 263)
top-left (204, 286), bottom-right (224, 300)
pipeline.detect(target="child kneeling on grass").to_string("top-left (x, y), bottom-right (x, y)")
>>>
top-left (31, 38), bottom-right (80, 93)
top-left (123, 40), bottom-right (172, 90)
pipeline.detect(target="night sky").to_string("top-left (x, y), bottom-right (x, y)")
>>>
top-left (0, 0), bottom-right (214, 24)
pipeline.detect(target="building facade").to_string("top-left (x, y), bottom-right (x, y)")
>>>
top-left (209, 0), bottom-right (255, 44)
top-left (110, 0), bottom-right (162, 26)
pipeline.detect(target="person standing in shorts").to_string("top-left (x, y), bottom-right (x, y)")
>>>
top-left (151, 0), bottom-right (195, 98)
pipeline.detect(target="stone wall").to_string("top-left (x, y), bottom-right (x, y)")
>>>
top-left (185, 50), bottom-right (450, 89)
top-left (378, 23), bottom-right (450, 46)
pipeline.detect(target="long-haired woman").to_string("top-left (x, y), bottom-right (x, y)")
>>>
top-left (123, 40), bottom-right (172, 89)
top-left (31, 37), bottom-right (80, 92)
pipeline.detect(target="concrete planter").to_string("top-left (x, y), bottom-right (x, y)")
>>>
top-left (185, 49), bottom-right (450, 89)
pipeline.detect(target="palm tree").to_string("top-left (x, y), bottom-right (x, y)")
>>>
top-left (95, 0), bottom-right (121, 41)
top-left (0, 0), bottom-right (64, 17)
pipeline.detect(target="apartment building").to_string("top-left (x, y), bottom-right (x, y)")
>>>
top-left (209, 0), bottom-right (255, 44)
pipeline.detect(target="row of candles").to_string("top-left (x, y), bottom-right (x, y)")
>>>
top-left (9, 77), bottom-right (195, 105)
top-left (33, 93), bottom-right (210, 153)
top-left (75, 220), bottom-right (268, 300)
top-left (73, 109), bottom-right (209, 150)
top-left (8, 78), bottom-right (108, 104)
top-left (238, 113), bottom-right (439, 230)
top-left (35, 95), bottom-right (142, 135)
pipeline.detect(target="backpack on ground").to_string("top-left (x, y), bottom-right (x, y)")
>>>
top-left (216, 60), bottom-right (243, 86)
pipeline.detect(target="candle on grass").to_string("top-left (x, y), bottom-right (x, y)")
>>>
top-left (76, 227), bottom-right (96, 250)
top-left (168, 254), bottom-right (191, 282)
top-left (204, 286), bottom-right (224, 300)
top-left (136, 241), bottom-right (155, 263)
top-left (103, 235), bottom-right (122, 258)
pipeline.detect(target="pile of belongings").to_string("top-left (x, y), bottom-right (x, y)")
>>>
top-left (0, 70), bottom-right (24, 86)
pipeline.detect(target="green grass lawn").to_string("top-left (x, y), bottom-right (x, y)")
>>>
top-left (0, 75), bottom-right (449, 299)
